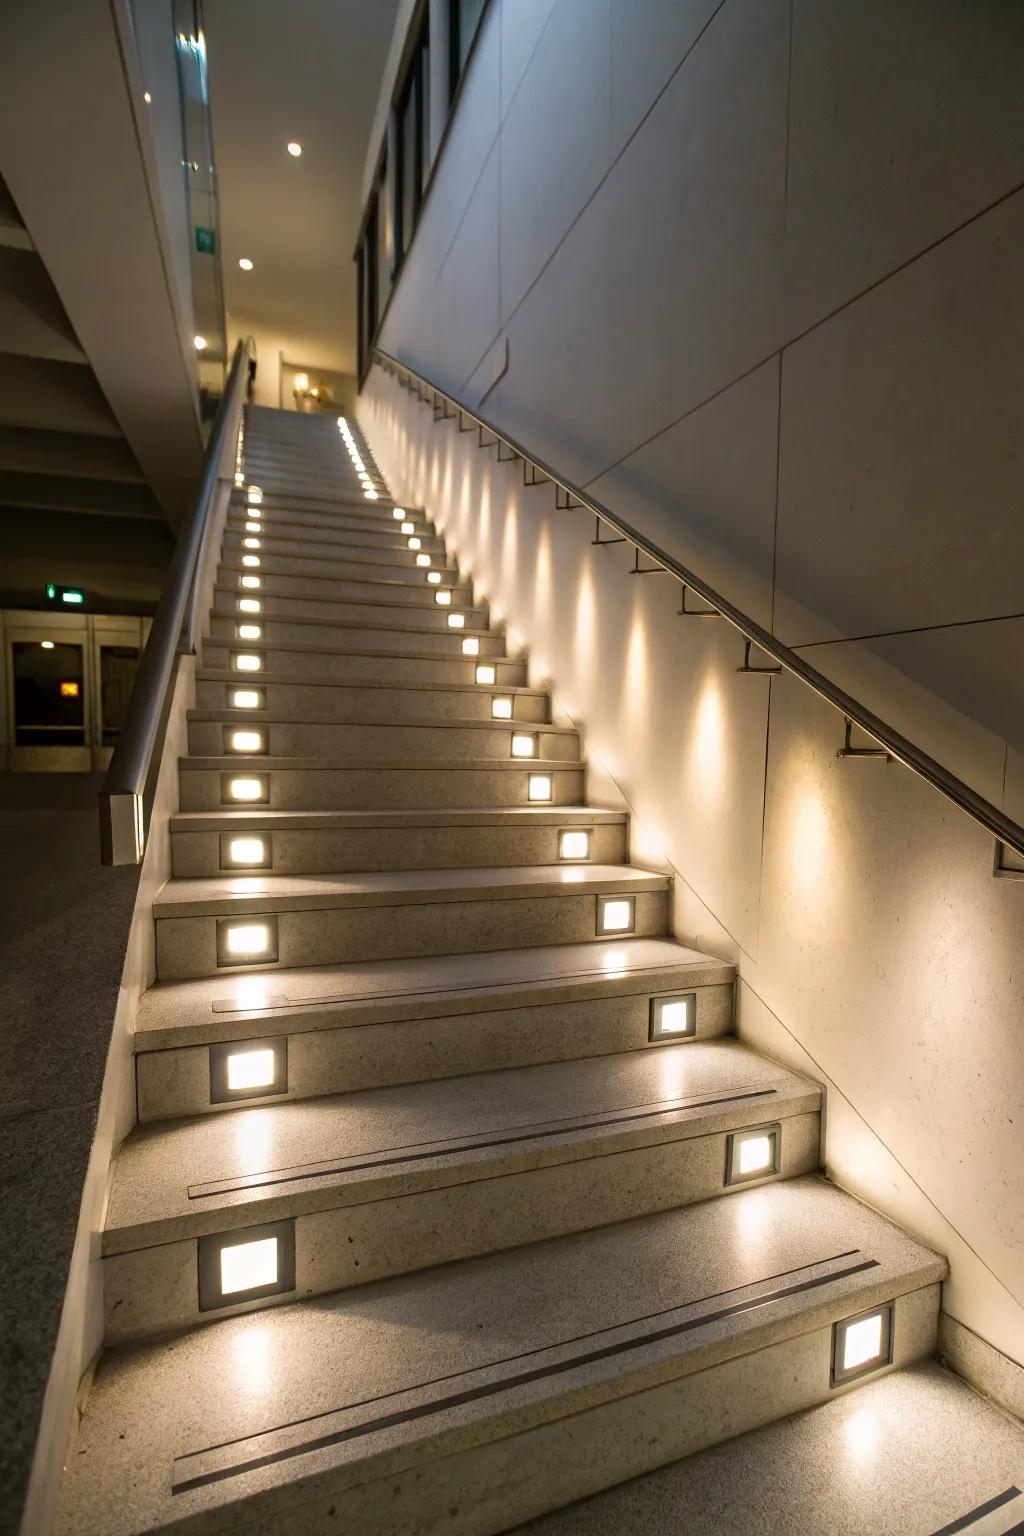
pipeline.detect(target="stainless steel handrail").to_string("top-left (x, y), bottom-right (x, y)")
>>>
top-left (99, 337), bottom-right (252, 864)
top-left (374, 345), bottom-right (1024, 866)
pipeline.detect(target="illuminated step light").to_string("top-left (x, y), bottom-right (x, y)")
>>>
top-left (492, 697), bottom-right (513, 719)
top-left (726, 1124), bottom-right (781, 1186)
top-left (237, 598), bottom-right (261, 614)
top-left (364, 489), bottom-right (378, 500)
top-left (197, 1218), bottom-right (295, 1311)
top-left (210, 1036), bottom-right (287, 1102)
top-left (393, 507), bottom-right (405, 520)
top-left (221, 834), bottom-right (271, 870)
top-left (246, 487), bottom-right (263, 503)
top-left (434, 590), bottom-right (451, 605)
top-left (217, 916), bottom-right (278, 965)
top-left (402, 523), bottom-right (415, 536)
top-left (426, 571), bottom-right (442, 584)
top-left (407, 536), bottom-right (421, 550)
top-left (228, 728), bottom-right (265, 754)
top-left (242, 555), bottom-right (261, 568)
top-left (597, 894), bottom-right (636, 935)
top-left (236, 624), bottom-right (262, 641)
top-left (235, 472), bottom-right (244, 485)
top-left (476, 663), bottom-right (496, 684)
top-left (416, 554), bottom-right (431, 568)
top-left (559, 829), bottom-right (591, 861)
top-left (511, 732), bottom-right (537, 757)
top-left (831, 1305), bottom-right (894, 1387)
top-left (358, 471), bottom-right (371, 483)
top-left (224, 775), bottom-right (268, 803)
top-left (240, 575), bottom-right (261, 589)
top-left (462, 637), bottom-right (480, 656)
top-left (243, 537), bottom-right (261, 550)
top-left (231, 688), bottom-right (264, 709)
top-left (233, 653), bottom-right (264, 672)
top-left (528, 773), bottom-right (553, 802)
top-left (244, 521), bottom-right (261, 532)
top-left (649, 992), bottom-right (697, 1041)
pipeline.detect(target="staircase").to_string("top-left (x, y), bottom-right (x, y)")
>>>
top-left (57, 406), bottom-right (945, 1535)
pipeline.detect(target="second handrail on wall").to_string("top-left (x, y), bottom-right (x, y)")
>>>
top-left (373, 345), bottom-right (1024, 872)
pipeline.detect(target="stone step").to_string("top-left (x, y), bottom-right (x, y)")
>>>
top-left (201, 643), bottom-right (522, 685)
top-left (194, 671), bottom-right (547, 722)
top-left (102, 1040), bottom-right (822, 1343)
top-left (134, 936), bottom-right (733, 1120)
top-left (215, 562), bottom-right (471, 608)
top-left (209, 587), bottom-right (492, 637)
top-left (169, 803), bottom-right (623, 877)
top-left (185, 711), bottom-right (580, 763)
top-left (177, 754), bottom-right (585, 811)
top-left (55, 1177), bottom-right (944, 1536)
top-left (152, 863), bottom-right (671, 979)
top-left (224, 522), bottom-right (445, 559)
top-left (220, 546), bottom-right (458, 584)
top-left (229, 501), bottom-right (426, 536)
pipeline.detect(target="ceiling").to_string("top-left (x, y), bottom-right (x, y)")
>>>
top-left (205, 0), bottom-right (399, 378)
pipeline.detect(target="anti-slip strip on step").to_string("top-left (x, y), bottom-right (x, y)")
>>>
top-left (171, 1249), bottom-right (878, 1493)
top-left (930, 1487), bottom-right (1024, 1536)
top-left (186, 1086), bottom-right (780, 1197)
top-left (208, 951), bottom-right (719, 1013)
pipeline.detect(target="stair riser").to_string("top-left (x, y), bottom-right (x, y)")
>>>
top-left (102, 1111), bottom-right (821, 1343)
top-left (203, 647), bottom-right (520, 684)
top-left (225, 527), bottom-right (444, 559)
top-left (216, 564), bottom-right (473, 608)
top-left (186, 719), bottom-right (579, 762)
top-left (136, 980), bottom-right (735, 1120)
top-left (230, 505), bottom-right (424, 537)
top-left (194, 678), bottom-right (546, 722)
top-left (155, 889), bottom-right (669, 980)
top-left (222, 551), bottom-right (456, 583)
top-left (169, 820), bottom-right (627, 878)
top-left (174, 1287), bottom-right (935, 1536)
top-left (178, 764), bottom-right (583, 811)
top-left (211, 589), bottom-right (490, 633)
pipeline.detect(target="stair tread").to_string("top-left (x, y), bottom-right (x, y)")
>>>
top-left (135, 936), bottom-right (730, 1046)
top-left (179, 754), bottom-right (582, 771)
top-left (198, 668), bottom-right (538, 692)
top-left (188, 709), bottom-right (572, 732)
top-left (57, 1177), bottom-right (944, 1536)
top-left (104, 1039), bottom-right (820, 1250)
top-left (207, 614), bottom-right (496, 642)
top-left (153, 862), bottom-right (669, 917)
top-left (170, 805), bottom-right (627, 831)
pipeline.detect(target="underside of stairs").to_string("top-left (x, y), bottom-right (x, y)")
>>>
top-left (55, 406), bottom-right (961, 1535)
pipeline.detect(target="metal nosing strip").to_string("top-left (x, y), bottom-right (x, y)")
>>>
top-left (930, 1488), bottom-right (1024, 1535)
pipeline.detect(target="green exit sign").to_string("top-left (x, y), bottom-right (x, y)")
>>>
top-left (46, 583), bottom-right (86, 607)
top-left (195, 226), bottom-right (216, 254)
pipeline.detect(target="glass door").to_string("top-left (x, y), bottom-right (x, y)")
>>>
top-left (7, 626), bottom-right (91, 771)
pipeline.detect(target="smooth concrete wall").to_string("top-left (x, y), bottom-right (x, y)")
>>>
top-left (368, 0), bottom-right (1024, 829)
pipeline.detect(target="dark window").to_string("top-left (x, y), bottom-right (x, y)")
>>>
top-left (450, 0), bottom-right (486, 93)
top-left (397, 14), bottom-right (430, 264)
top-left (13, 641), bottom-right (85, 746)
top-left (376, 147), bottom-right (391, 313)
top-left (358, 198), bottom-right (378, 377)
top-left (99, 645), bottom-right (140, 747)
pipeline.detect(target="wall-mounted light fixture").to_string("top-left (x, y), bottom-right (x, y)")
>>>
top-left (197, 1219), bottom-right (295, 1311)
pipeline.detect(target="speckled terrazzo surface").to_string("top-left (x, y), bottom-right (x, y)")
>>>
top-left (513, 1360), bottom-right (1024, 1536)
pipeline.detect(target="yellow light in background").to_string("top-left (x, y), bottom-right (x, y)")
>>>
top-left (293, 373), bottom-right (309, 391)
top-left (220, 1235), bottom-right (278, 1294)
top-left (60, 681), bottom-right (79, 698)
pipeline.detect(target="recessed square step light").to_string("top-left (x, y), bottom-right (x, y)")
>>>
top-left (528, 773), bottom-right (553, 802)
top-left (209, 1037), bottom-right (287, 1102)
top-left (407, 535), bottom-right (421, 549)
top-left (217, 915), bottom-right (279, 965)
top-left (222, 774), bottom-right (269, 804)
top-left (242, 555), bottom-right (260, 568)
top-left (236, 624), bottom-right (262, 641)
top-left (230, 687), bottom-right (264, 709)
top-left (221, 833), bottom-right (271, 870)
top-left (462, 637), bottom-right (479, 655)
top-left (511, 732), bottom-right (537, 757)
top-left (393, 508), bottom-right (406, 520)
top-left (427, 570), bottom-right (442, 584)
top-left (227, 728), bottom-right (266, 754)
top-left (244, 521), bottom-right (261, 533)
top-left (197, 1219), bottom-right (295, 1311)
top-left (726, 1124), bottom-right (781, 1185)
top-left (243, 537), bottom-right (261, 550)
top-left (434, 590), bottom-right (452, 605)
top-left (475, 663), bottom-right (496, 684)
top-left (831, 1305), bottom-right (894, 1387)
top-left (416, 554), bottom-right (431, 568)
top-left (597, 894), bottom-right (635, 934)
top-left (237, 598), bottom-right (261, 614)
top-left (401, 521), bottom-right (415, 534)
top-left (559, 829), bottom-right (591, 861)
top-left (240, 574), bottom-right (261, 590)
top-left (649, 992), bottom-right (696, 1041)
top-left (492, 697), bottom-right (513, 719)
top-left (448, 613), bottom-right (465, 630)
top-left (233, 653), bottom-right (264, 672)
